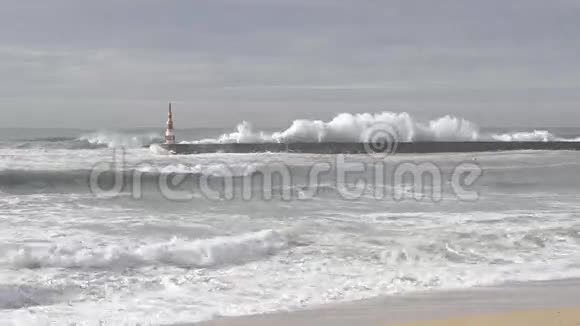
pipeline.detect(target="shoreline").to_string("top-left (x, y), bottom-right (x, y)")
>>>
top-left (184, 278), bottom-right (580, 326)
top-left (397, 306), bottom-right (580, 326)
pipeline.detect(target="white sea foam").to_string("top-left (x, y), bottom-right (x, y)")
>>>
top-left (492, 130), bottom-right (558, 142)
top-left (149, 143), bottom-right (170, 155)
top-left (135, 162), bottom-right (259, 177)
top-left (2, 135), bottom-right (580, 325)
top-left (192, 113), bottom-right (481, 143)
top-left (9, 230), bottom-right (289, 270)
top-left (79, 131), bottom-right (161, 148)
top-left (187, 112), bottom-right (576, 144)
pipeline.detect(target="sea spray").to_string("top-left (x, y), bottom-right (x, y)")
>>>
top-left (9, 229), bottom-right (290, 269)
top-left (79, 131), bottom-right (162, 148)
top-left (186, 112), bottom-right (573, 144)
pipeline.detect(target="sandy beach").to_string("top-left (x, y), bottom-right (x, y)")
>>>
top-left (398, 307), bottom-right (580, 326)
top-left (190, 279), bottom-right (580, 326)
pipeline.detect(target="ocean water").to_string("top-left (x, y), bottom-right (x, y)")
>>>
top-left (1, 118), bottom-right (580, 325)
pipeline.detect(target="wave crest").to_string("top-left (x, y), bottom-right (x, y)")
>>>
top-left (492, 130), bottom-right (560, 142)
top-left (189, 112), bottom-right (577, 144)
top-left (194, 113), bottom-right (482, 143)
top-left (78, 131), bottom-right (162, 148)
top-left (10, 230), bottom-right (290, 269)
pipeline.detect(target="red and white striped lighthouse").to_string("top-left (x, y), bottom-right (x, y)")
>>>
top-left (165, 102), bottom-right (176, 144)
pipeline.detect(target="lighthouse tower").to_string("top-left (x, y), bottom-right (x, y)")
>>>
top-left (165, 102), bottom-right (176, 144)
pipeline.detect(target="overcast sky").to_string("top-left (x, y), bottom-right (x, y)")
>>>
top-left (1, 0), bottom-right (579, 129)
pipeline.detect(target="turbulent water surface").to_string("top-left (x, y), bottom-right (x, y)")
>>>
top-left (1, 116), bottom-right (580, 325)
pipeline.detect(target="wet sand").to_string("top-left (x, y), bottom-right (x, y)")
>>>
top-left (186, 279), bottom-right (580, 326)
top-left (398, 306), bottom-right (580, 326)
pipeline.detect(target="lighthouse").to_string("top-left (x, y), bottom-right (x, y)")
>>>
top-left (165, 102), bottom-right (176, 144)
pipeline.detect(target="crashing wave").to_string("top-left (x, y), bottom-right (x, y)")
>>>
top-left (78, 131), bottom-right (162, 148)
top-left (491, 130), bottom-right (573, 142)
top-left (192, 113), bottom-right (479, 143)
top-left (187, 112), bottom-right (575, 144)
top-left (9, 230), bottom-right (290, 269)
